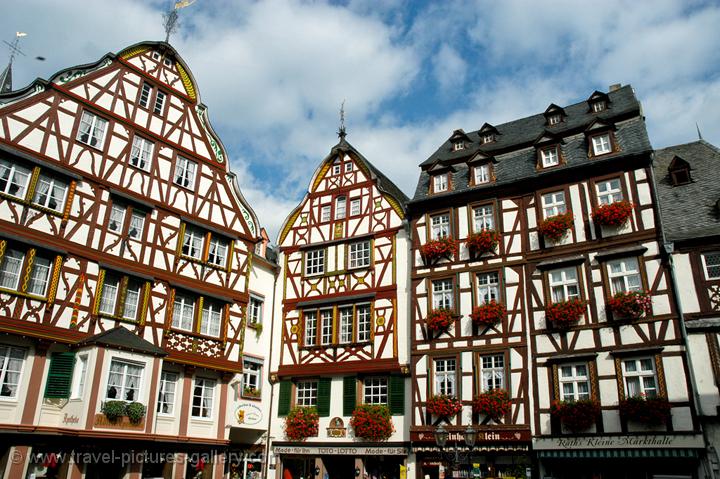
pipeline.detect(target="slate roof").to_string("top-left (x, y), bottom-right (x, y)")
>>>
top-left (77, 326), bottom-right (167, 356)
top-left (0, 64), bottom-right (11, 94)
top-left (653, 140), bottom-right (720, 242)
top-left (411, 85), bottom-right (652, 203)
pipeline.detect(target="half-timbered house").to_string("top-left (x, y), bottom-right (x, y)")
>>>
top-left (269, 136), bottom-right (411, 479)
top-left (408, 85), bottom-right (703, 479)
top-left (0, 41), bottom-right (275, 479)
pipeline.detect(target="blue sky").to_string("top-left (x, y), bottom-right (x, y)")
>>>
top-left (2, 0), bottom-right (719, 239)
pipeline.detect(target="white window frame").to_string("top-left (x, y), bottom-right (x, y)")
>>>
top-left (108, 204), bottom-right (126, 233)
top-left (703, 252), bottom-right (720, 280)
top-left (139, 83), bottom-right (152, 108)
top-left (320, 205), bottom-right (331, 222)
top-left (592, 101), bottom-right (606, 113)
top-left (105, 359), bottom-right (144, 402)
top-left (433, 174), bottom-right (448, 193)
top-left (27, 256), bottom-right (52, 297)
top-left (541, 147), bottom-right (560, 167)
top-left (0, 249), bottom-right (24, 292)
top-left (172, 292), bottom-right (195, 332)
top-left (70, 353), bottom-right (89, 400)
top-left (130, 136), bottom-right (154, 171)
top-left (596, 178), bottom-right (623, 205)
top-left (357, 304), bottom-right (371, 342)
top-left (432, 278), bottom-right (453, 310)
top-left (548, 114), bottom-right (562, 126)
top-left (332, 163), bottom-right (341, 176)
top-left (32, 174), bottom-right (68, 212)
top-left (622, 357), bottom-right (658, 398)
top-left (481, 133), bottom-right (494, 144)
top-left (350, 199), bottom-right (361, 216)
top-left (473, 205), bottom-right (494, 231)
top-left (607, 257), bottom-right (642, 295)
top-left (549, 267), bottom-right (580, 303)
top-left (480, 354), bottom-right (505, 392)
top-left (453, 141), bottom-right (464, 151)
top-left (174, 157), bottom-right (197, 189)
top-left (339, 306), bottom-right (353, 344)
top-left (304, 249), bottom-right (325, 276)
top-left (154, 91), bottom-right (166, 115)
top-left (157, 370), bottom-right (178, 415)
top-left (335, 196), bottom-right (346, 219)
top-left (430, 214), bottom-right (450, 240)
top-left (0, 159), bottom-right (32, 199)
top-left (0, 248), bottom-right (53, 297)
top-left (320, 309), bottom-right (333, 345)
top-left (200, 299), bottom-right (222, 337)
top-left (296, 380), bottom-right (318, 406)
top-left (559, 363), bottom-right (590, 401)
top-left (242, 359), bottom-right (262, 395)
top-left (434, 358), bottom-right (456, 396)
top-left (191, 377), bottom-right (216, 419)
top-left (592, 134), bottom-right (612, 155)
top-left (128, 210), bottom-right (145, 239)
top-left (303, 311), bottom-right (317, 346)
top-left (77, 111), bottom-right (108, 149)
top-left (0, 345), bottom-right (26, 400)
top-left (473, 164), bottom-right (490, 185)
top-left (345, 162), bottom-right (353, 172)
top-left (477, 272), bottom-right (500, 305)
top-left (541, 191), bottom-right (566, 218)
top-left (182, 226), bottom-right (204, 260)
top-left (363, 376), bottom-right (388, 405)
top-left (248, 296), bottom-right (263, 325)
top-left (349, 240), bottom-right (371, 269)
top-left (207, 236), bottom-right (228, 267)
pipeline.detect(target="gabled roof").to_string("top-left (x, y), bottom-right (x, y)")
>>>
top-left (587, 90), bottom-right (610, 106)
top-left (449, 129), bottom-right (471, 143)
top-left (77, 326), bottom-right (167, 357)
top-left (427, 161), bottom-right (456, 173)
top-left (534, 130), bottom-right (564, 146)
top-left (584, 119), bottom-right (615, 133)
top-left (668, 155), bottom-right (691, 170)
top-left (544, 103), bottom-right (566, 117)
top-left (479, 123), bottom-right (500, 135)
top-left (466, 151), bottom-right (494, 165)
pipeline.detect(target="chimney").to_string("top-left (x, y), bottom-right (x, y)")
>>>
top-left (609, 83), bottom-right (622, 92)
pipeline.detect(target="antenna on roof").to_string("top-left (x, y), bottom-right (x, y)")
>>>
top-left (1, 32), bottom-right (28, 94)
top-left (163, 0), bottom-right (196, 43)
top-left (696, 122), bottom-right (704, 141)
top-left (338, 100), bottom-right (347, 139)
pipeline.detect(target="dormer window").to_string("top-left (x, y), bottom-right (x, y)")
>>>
top-left (541, 147), bottom-right (560, 167)
top-left (433, 173), bottom-right (448, 193)
top-left (592, 101), bottom-right (606, 113)
top-left (668, 156), bottom-right (692, 186)
top-left (548, 114), bottom-right (562, 126)
top-left (452, 141), bottom-right (465, 151)
top-left (591, 134), bottom-right (612, 155)
top-left (473, 164), bottom-right (490, 185)
top-left (481, 133), bottom-right (495, 144)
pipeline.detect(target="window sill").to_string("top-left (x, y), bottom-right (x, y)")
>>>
top-left (97, 312), bottom-right (140, 324)
top-left (77, 140), bottom-right (104, 151)
top-left (190, 416), bottom-right (215, 424)
top-left (241, 394), bottom-right (262, 401)
top-left (0, 396), bottom-right (19, 403)
top-left (166, 328), bottom-right (222, 342)
top-left (0, 193), bottom-right (64, 218)
top-left (179, 254), bottom-right (227, 271)
top-left (0, 287), bottom-right (48, 302)
top-left (172, 181), bottom-right (195, 191)
top-left (300, 340), bottom-right (371, 351)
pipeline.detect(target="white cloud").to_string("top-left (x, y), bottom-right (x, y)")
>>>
top-left (432, 44), bottom-right (467, 92)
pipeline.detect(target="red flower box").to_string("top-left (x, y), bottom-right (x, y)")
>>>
top-left (420, 237), bottom-right (458, 263)
top-left (469, 301), bottom-right (506, 327)
top-left (545, 299), bottom-right (585, 329)
top-left (284, 406), bottom-right (319, 441)
top-left (472, 389), bottom-right (510, 422)
top-left (607, 291), bottom-right (651, 319)
top-left (538, 212), bottom-right (574, 242)
top-left (350, 404), bottom-right (394, 441)
top-left (619, 395), bottom-right (671, 425)
top-left (551, 399), bottom-right (600, 432)
top-left (426, 308), bottom-right (455, 332)
top-left (466, 229), bottom-right (499, 256)
top-left (592, 200), bottom-right (633, 227)
top-left (426, 395), bottom-right (463, 418)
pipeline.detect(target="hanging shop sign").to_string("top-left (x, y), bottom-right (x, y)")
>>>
top-left (235, 403), bottom-right (262, 425)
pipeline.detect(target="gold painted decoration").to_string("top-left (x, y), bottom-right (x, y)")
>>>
top-left (70, 273), bottom-right (85, 329)
top-left (278, 209), bottom-right (301, 245)
top-left (62, 181), bottom-right (76, 222)
top-left (21, 249), bottom-right (37, 293)
top-left (0, 240), bottom-right (6, 261)
top-left (226, 241), bottom-right (235, 272)
top-left (140, 281), bottom-right (151, 325)
top-left (176, 223), bottom-right (186, 256)
top-left (311, 162), bottom-right (332, 192)
top-left (334, 222), bottom-right (344, 239)
top-left (300, 214), bottom-right (308, 225)
top-left (165, 289), bottom-right (176, 329)
top-left (175, 62), bottom-right (197, 101)
top-left (376, 316), bottom-right (385, 326)
top-left (119, 45), bottom-right (150, 60)
top-left (93, 270), bottom-right (106, 314)
top-left (195, 296), bottom-right (205, 333)
top-left (290, 325), bottom-right (299, 335)
top-left (46, 255), bottom-right (63, 304)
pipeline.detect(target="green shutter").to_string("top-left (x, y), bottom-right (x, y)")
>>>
top-left (389, 375), bottom-right (405, 415)
top-left (316, 378), bottom-right (331, 417)
top-left (278, 381), bottom-right (291, 416)
top-left (44, 352), bottom-right (75, 399)
top-left (343, 376), bottom-right (357, 415)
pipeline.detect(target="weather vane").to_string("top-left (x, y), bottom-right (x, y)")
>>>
top-left (163, 0), bottom-right (197, 43)
top-left (1, 32), bottom-right (44, 94)
top-left (338, 100), bottom-right (347, 139)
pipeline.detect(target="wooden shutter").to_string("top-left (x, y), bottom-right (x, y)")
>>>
top-left (343, 376), bottom-right (357, 416)
top-left (316, 377), bottom-right (331, 417)
top-left (389, 375), bottom-right (405, 415)
top-left (278, 380), bottom-right (291, 416)
top-left (44, 352), bottom-right (76, 399)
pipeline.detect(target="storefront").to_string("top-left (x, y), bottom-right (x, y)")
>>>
top-left (272, 443), bottom-right (410, 479)
top-left (534, 434), bottom-right (704, 479)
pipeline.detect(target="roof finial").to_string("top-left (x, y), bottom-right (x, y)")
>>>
top-left (338, 100), bottom-right (347, 139)
top-left (696, 122), bottom-right (704, 141)
top-left (1, 32), bottom-right (27, 94)
top-left (163, 0), bottom-right (196, 43)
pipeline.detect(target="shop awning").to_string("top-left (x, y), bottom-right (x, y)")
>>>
top-left (537, 449), bottom-right (699, 459)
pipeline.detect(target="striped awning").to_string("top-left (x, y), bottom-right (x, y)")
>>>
top-left (537, 449), bottom-right (699, 459)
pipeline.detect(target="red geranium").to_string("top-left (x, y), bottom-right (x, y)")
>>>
top-left (466, 229), bottom-right (499, 256)
top-left (426, 395), bottom-right (463, 418)
top-left (546, 299), bottom-right (585, 328)
top-left (350, 404), bottom-right (394, 441)
top-left (420, 237), bottom-right (458, 263)
top-left (284, 406), bottom-right (319, 441)
top-left (426, 308), bottom-right (455, 332)
top-left (469, 301), bottom-right (506, 327)
top-left (592, 200), bottom-right (633, 227)
top-left (619, 395), bottom-right (671, 425)
top-left (472, 389), bottom-right (510, 422)
top-left (551, 399), bottom-right (600, 432)
top-left (538, 212), bottom-right (574, 242)
top-left (607, 291), bottom-right (651, 319)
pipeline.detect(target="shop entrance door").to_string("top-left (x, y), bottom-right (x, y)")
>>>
top-left (323, 455), bottom-right (354, 479)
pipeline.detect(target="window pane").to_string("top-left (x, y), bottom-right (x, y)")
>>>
top-left (27, 256), bottom-right (52, 296)
top-left (0, 249), bottom-right (24, 291)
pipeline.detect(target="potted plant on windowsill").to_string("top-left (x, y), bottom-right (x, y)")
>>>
top-left (125, 401), bottom-right (146, 424)
top-left (607, 290), bottom-right (651, 321)
top-left (101, 400), bottom-right (127, 423)
top-left (592, 200), bottom-right (633, 227)
top-left (470, 300), bottom-right (506, 329)
top-left (472, 389), bottom-right (510, 422)
top-left (551, 399), bottom-right (600, 432)
top-left (619, 395), bottom-right (672, 426)
top-left (426, 394), bottom-right (463, 420)
top-left (420, 237), bottom-right (458, 265)
top-left (538, 212), bottom-right (574, 243)
top-left (466, 229), bottom-right (499, 259)
top-left (545, 299), bottom-right (585, 330)
top-left (350, 404), bottom-right (394, 441)
top-left (426, 308), bottom-right (456, 334)
top-left (284, 406), bottom-right (319, 441)
top-left (243, 386), bottom-right (261, 399)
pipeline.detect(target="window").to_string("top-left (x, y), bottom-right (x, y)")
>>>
top-left (622, 357), bottom-right (658, 397)
top-left (304, 249), bottom-right (325, 276)
top-left (163, 57), bottom-right (173, 68)
top-left (303, 311), bottom-right (318, 346)
top-left (473, 164), bottom-right (490, 185)
top-left (171, 291), bottom-right (226, 338)
top-left (477, 272), bottom-right (500, 305)
top-left (77, 111), bottom-right (108, 149)
top-left (98, 271), bottom-right (145, 322)
top-left (106, 359), bottom-right (143, 401)
top-left (200, 299), bottom-right (223, 337)
top-left (607, 258), bottom-right (642, 295)
top-left (541, 191), bottom-right (566, 218)
top-left (180, 224), bottom-right (230, 268)
top-left (432, 279), bottom-right (453, 310)
top-left (453, 141), bottom-right (464, 151)
top-left (0, 243), bottom-right (55, 297)
top-left (338, 304), bottom-right (371, 344)
top-left (548, 114), bottom-right (562, 126)
top-left (350, 199), bottom-right (361, 216)
top-left (139, 83), bottom-right (152, 108)
top-left (130, 136), bottom-right (154, 170)
top-left (332, 163), bottom-right (341, 176)
top-left (541, 147), bottom-right (560, 167)
top-left (434, 358), bottom-right (456, 396)
top-left (108, 204), bottom-right (125, 233)
top-left (473, 205), bottom-right (494, 231)
top-left (32, 174), bottom-right (68, 212)
top-left (243, 359), bottom-right (262, 396)
top-left (248, 296), bottom-right (263, 325)
top-left (592, 101), bottom-right (606, 113)
top-left (154, 91), bottom-right (166, 115)
top-left (335, 196), bottom-right (346, 219)
top-left (174, 157), bottom-right (197, 189)
top-left (480, 354), bottom-right (504, 391)
top-left (70, 354), bottom-right (88, 400)
top-left (320, 309), bottom-right (333, 345)
top-left (481, 133), bottom-right (494, 144)
top-left (364, 376), bottom-right (388, 404)
top-left (433, 174), bottom-right (448, 193)
top-left (0, 158), bottom-right (31, 199)
top-left (172, 292), bottom-right (195, 332)
top-left (321, 205), bottom-right (331, 222)
top-left (339, 307), bottom-right (353, 343)
top-left (430, 214), bottom-right (450, 240)
top-left (108, 202), bottom-right (146, 240)
top-left (296, 380), bottom-right (318, 406)
top-left (345, 162), bottom-right (353, 172)
top-left (349, 240), bottom-right (371, 269)
top-left (207, 236), bottom-right (228, 267)
top-left (0, 345), bottom-right (25, 398)
top-left (157, 371), bottom-right (178, 415)
top-left (559, 363), bottom-right (590, 401)
top-left (357, 304), bottom-right (371, 342)
top-left (670, 168), bottom-right (691, 186)
top-left (182, 226), bottom-right (204, 260)
top-left (596, 179), bottom-right (623, 205)
top-left (703, 252), bottom-right (720, 280)
top-left (191, 377), bottom-right (216, 418)
top-left (548, 267), bottom-right (580, 303)
top-left (591, 134), bottom-right (612, 155)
